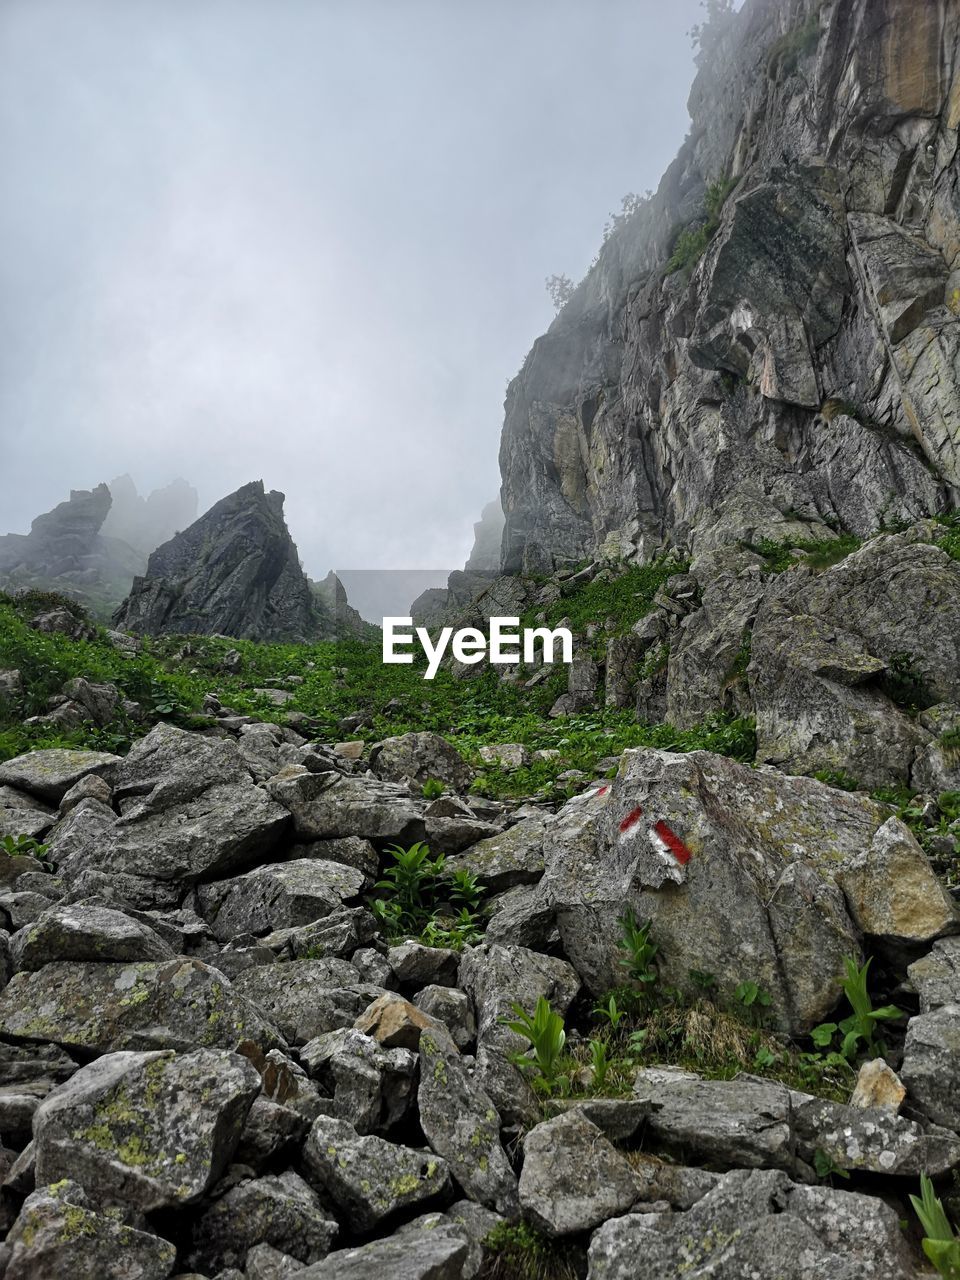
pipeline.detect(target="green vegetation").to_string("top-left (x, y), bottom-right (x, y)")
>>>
top-left (665, 177), bottom-right (736, 275)
top-left (505, 995), bottom-right (568, 1093)
top-left (812, 956), bottom-right (902, 1062)
top-left (935, 512), bottom-right (960, 562)
top-left (480, 1222), bottom-right (580, 1280)
top-left (369, 842), bottom-right (484, 949)
top-left (421, 777), bottom-right (445, 800)
top-left (745, 532), bottom-right (862, 574)
top-left (911, 1174), bottom-right (960, 1278)
top-left (527, 557), bottom-right (687, 636)
top-left (0, 832), bottom-right (50, 863)
top-left (616, 910), bottom-right (659, 1005)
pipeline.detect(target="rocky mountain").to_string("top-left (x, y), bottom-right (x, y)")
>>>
top-left (114, 481), bottom-right (343, 643)
top-left (0, 483), bottom-right (146, 615)
top-left (100, 474), bottom-right (199, 556)
top-left (410, 499), bottom-right (504, 623)
top-left (499, 0), bottom-right (959, 573)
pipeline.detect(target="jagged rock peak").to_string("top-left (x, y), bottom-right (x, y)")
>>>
top-left (499, 0), bottom-right (960, 575)
top-left (113, 480), bottom-right (326, 641)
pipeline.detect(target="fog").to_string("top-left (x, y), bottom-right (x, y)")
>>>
top-left (0, 0), bottom-right (714, 577)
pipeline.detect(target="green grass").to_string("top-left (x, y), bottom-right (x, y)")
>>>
top-left (0, 588), bottom-right (757, 798)
top-left (665, 177), bottom-right (736, 275)
top-left (525, 556), bottom-right (688, 636)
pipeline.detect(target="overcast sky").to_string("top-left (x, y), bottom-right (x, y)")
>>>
top-left (0, 0), bottom-right (714, 576)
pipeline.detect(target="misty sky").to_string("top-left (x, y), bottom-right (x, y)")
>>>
top-left (0, 0), bottom-right (716, 577)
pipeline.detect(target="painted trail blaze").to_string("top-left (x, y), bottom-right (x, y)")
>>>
top-left (653, 819), bottom-right (692, 865)
top-left (618, 805), bottom-right (644, 834)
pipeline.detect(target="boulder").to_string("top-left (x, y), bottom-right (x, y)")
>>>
top-left (446, 816), bottom-right (546, 892)
top-left (908, 936), bottom-right (960, 1012)
top-left (0, 749), bottom-right (121, 805)
top-left (3, 1178), bottom-right (177, 1280)
top-left (298, 1226), bottom-right (467, 1280)
top-left (0, 957), bottom-right (283, 1053)
top-left (536, 747), bottom-right (952, 1032)
top-left (519, 1111), bottom-right (640, 1236)
top-left (196, 859), bottom-right (365, 942)
top-left (301, 1027), bottom-right (418, 1134)
top-left (268, 769), bottom-right (424, 844)
top-left (231, 959), bottom-right (362, 1044)
top-left (586, 1167), bottom-right (915, 1280)
top-left (413, 985), bottom-right (476, 1051)
top-left (354, 992), bottom-right (439, 1050)
top-left (189, 1170), bottom-right (337, 1272)
top-left (303, 1115), bottom-right (452, 1231)
top-left (9, 903), bottom-right (175, 970)
top-left (417, 1024), bottom-right (518, 1215)
top-left (33, 1048), bottom-right (260, 1209)
top-left (369, 732), bottom-right (473, 791)
top-left (387, 941), bottom-right (459, 989)
top-left (901, 1002), bottom-right (960, 1131)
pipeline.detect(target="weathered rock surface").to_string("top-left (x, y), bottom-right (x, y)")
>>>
top-left (0, 748), bottom-right (121, 804)
top-left (114, 480), bottom-right (330, 641)
top-left (9, 903), bottom-right (174, 970)
top-left (304, 1114), bottom-right (452, 1230)
top-left (189, 1170), bottom-right (337, 1272)
top-left (33, 1048), bottom-right (260, 1209)
top-left (369, 732), bottom-right (473, 791)
top-left (197, 859), bottom-right (365, 941)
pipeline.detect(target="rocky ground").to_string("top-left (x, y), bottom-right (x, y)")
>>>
top-left (0, 576), bottom-right (960, 1278)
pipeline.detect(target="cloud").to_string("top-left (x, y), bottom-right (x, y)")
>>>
top-left (0, 0), bottom-right (708, 574)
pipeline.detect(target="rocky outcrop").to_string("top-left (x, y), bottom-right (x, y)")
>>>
top-left (114, 481), bottom-right (332, 641)
top-left (0, 484), bottom-right (146, 615)
top-left (498, 0), bottom-right (960, 575)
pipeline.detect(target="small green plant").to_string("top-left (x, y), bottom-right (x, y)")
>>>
top-left (812, 956), bottom-right (901, 1061)
top-left (813, 1149), bottom-right (850, 1183)
top-left (689, 969), bottom-right (718, 993)
top-left (375, 841), bottom-right (446, 924)
top-left (813, 769), bottom-right (861, 792)
top-left (448, 868), bottom-right (483, 911)
top-left (593, 993), bottom-right (627, 1030)
top-left (481, 1220), bottom-right (580, 1280)
top-left (617, 910), bottom-right (659, 1000)
top-left (588, 1037), bottom-right (611, 1091)
top-left (940, 791), bottom-right (960, 821)
top-left (665, 176), bottom-right (735, 275)
top-left (911, 1174), bottom-right (960, 1278)
top-left (734, 980), bottom-right (772, 1026)
top-left (1, 832), bottom-right (50, 863)
top-left (505, 996), bottom-right (567, 1090)
top-left (421, 777), bottom-right (445, 799)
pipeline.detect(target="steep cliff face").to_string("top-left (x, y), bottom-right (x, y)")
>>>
top-left (499, 0), bottom-right (960, 574)
top-left (114, 481), bottom-right (324, 641)
top-left (101, 475), bottom-right (199, 556)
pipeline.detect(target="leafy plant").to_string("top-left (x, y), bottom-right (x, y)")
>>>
top-left (911, 1174), bottom-right (960, 1279)
top-left (505, 996), bottom-right (567, 1089)
top-left (734, 980), bottom-right (772, 1026)
top-left (375, 842), bottom-right (446, 924)
top-left (812, 956), bottom-right (901, 1061)
top-left (593, 993), bottom-right (627, 1030)
top-left (421, 777), bottom-right (445, 800)
top-left (0, 832), bottom-right (50, 863)
top-left (813, 1149), bottom-right (850, 1183)
top-left (588, 1038), bottom-right (611, 1090)
top-left (617, 910), bottom-right (659, 1000)
top-left (481, 1220), bottom-right (580, 1280)
top-left (448, 868), bottom-right (483, 911)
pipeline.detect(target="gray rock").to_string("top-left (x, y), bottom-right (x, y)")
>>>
top-left (301, 1027), bottom-right (417, 1134)
top-left (0, 749), bottom-right (121, 804)
top-left (34, 1048), bottom-right (260, 1209)
top-left (369, 732), bottom-right (473, 791)
top-left (418, 1024), bottom-right (518, 1215)
top-left (189, 1170), bottom-right (337, 1272)
top-left (3, 1178), bottom-right (177, 1279)
top-left (0, 957), bottom-right (283, 1052)
top-left (61, 677), bottom-right (120, 726)
top-left (586, 1168), bottom-right (915, 1280)
top-left (58, 772), bottom-right (113, 816)
top-left (303, 1114), bottom-right (452, 1230)
top-left (388, 941), bottom-right (460, 989)
top-left (196, 860), bottom-right (365, 942)
top-left (519, 1110), bottom-right (640, 1236)
top-left (268, 769), bottom-right (424, 844)
top-left (10, 903), bottom-right (174, 970)
top-left (537, 747), bottom-right (951, 1032)
top-left (231, 959), bottom-right (361, 1044)
top-left (245, 1243), bottom-right (308, 1279)
top-left (294, 836), bottom-right (379, 879)
top-left (901, 1002), bottom-right (960, 1131)
top-left (446, 816), bottom-right (546, 892)
top-left (908, 936), bottom-right (960, 1012)
top-left (413, 985), bottom-right (476, 1051)
top-left (263, 907), bottom-right (378, 960)
top-left (114, 481), bottom-right (328, 642)
top-left (298, 1226), bottom-right (467, 1280)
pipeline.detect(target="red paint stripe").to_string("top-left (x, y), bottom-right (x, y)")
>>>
top-left (653, 819), bottom-right (692, 865)
top-left (618, 805), bottom-right (644, 833)
top-left (596, 785), bottom-right (609, 797)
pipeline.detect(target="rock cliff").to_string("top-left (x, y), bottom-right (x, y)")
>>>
top-left (499, 0), bottom-right (960, 573)
top-left (115, 481), bottom-right (329, 642)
